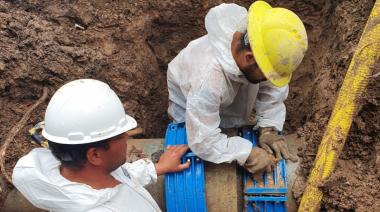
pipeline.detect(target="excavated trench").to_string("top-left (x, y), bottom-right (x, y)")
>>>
top-left (0, 0), bottom-right (379, 211)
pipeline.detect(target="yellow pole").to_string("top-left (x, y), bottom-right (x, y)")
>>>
top-left (298, 1), bottom-right (380, 211)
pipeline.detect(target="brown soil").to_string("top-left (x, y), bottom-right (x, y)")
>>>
top-left (0, 0), bottom-right (379, 211)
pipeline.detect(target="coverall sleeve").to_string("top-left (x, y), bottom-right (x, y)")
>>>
top-left (255, 81), bottom-right (289, 131)
top-left (121, 159), bottom-right (157, 187)
top-left (185, 78), bottom-right (253, 166)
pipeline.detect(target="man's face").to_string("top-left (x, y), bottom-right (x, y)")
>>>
top-left (102, 132), bottom-right (128, 172)
top-left (239, 58), bottom-right (267, 84)
top-left (232, 32), bottom-right (267, 84)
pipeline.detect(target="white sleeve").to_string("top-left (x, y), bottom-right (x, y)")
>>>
top-left (121, 159), bottom-right (157, 187)
top-left (255, 81), bottom-right (289, 131)
top-left (87, 206), bottom-right (114, 212)
top-left (185, 77), bottom-right (252, 166)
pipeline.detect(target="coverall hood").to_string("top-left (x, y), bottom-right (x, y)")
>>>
top-left (205, 3), bottom-right (247, 76)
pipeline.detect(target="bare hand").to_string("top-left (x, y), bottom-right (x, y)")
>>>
top-left (154, 145), bottom-right (190, 175)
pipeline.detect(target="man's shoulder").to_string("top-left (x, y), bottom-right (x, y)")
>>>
top-left (14, 148), bottom-right (54, 168)
top-left (182, 35), bottom-right (218, 60)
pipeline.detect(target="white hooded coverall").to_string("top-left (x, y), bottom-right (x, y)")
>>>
top-left (167, 3), bottom-right (288, 166)
top-left (12, 148), bottom-right (161, 212)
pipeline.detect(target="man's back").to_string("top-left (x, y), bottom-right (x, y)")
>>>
top-left (167, 35), bottom-right (233, 123)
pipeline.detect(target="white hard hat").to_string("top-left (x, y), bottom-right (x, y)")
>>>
top-left (42, 79), bottom-right (137, 144)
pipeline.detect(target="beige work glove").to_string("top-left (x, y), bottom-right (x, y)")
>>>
top-left (258, 127), bottom-right (298, 162)
top-left (243, 147), bottom-right (275, 174)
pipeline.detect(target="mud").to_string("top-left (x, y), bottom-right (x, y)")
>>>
top-left (285, 0), bottom-right (380, 211)
top-left (0, 0), bottom-right (379, 211)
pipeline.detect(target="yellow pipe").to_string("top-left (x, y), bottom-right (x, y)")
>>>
top-left (298, 1), bottom-right (380, 211)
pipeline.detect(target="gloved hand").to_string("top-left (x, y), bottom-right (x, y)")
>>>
top-left (258, 127), bottom-right (298, 162)
top-left (243, 147), bottom-right (275, 174)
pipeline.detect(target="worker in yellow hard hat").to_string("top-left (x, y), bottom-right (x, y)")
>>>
top-left (235, 1), bottom-right (308, 87)
top-left (167, 1), bottom-right (308, 174)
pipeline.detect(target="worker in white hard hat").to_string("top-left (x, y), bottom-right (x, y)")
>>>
top-left (12, 79), bottom-right (190, 212)
top-left (167, 1), bottom-right (308, 174)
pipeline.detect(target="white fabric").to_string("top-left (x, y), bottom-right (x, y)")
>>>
top-left (205, 3), bottom-right (247, 76)
top-left (12, 148), bottom-right (161, 212)
top-left (167, 3), bottom-right (288, 166)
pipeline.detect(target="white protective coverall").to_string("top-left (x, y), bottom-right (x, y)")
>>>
top-left (12, 148), bottom-right (161, 212)
top-left (167, 3), bottom-right (288, 166)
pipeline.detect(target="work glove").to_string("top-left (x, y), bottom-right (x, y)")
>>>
top-left (243, 147), bottom-right (275, 174)
top-left (258, 127), bottom-right (298, 162)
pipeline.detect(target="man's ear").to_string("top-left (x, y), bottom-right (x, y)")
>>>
top-left (86, 148), bottom-right (103, 166)
top-left (244, 51), bottom-right (255, 64)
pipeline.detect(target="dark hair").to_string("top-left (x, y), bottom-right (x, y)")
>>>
top-left (48, 139), bottom-right (110, 170)
top-left (237, 32), bottom-right (252, 52)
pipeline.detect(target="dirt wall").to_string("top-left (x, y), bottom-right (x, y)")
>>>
top-left (0, 0), bottom-right (379, 211)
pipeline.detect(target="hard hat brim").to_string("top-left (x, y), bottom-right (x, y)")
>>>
top-left (247, 1), bottom-right (291, 88)
top-left (124, 114), bottom-right (138, 132)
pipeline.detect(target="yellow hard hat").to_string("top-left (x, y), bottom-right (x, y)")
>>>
top-left (247, 1), bottom-right (308, 87)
